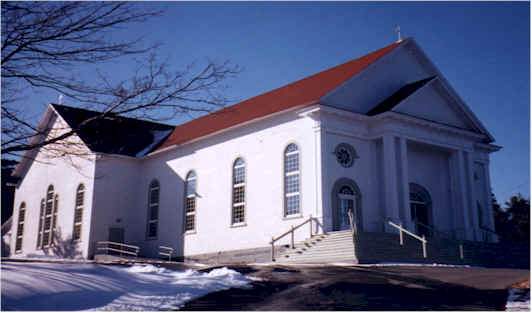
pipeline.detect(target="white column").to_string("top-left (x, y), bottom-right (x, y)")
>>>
top-left (383, 134), bottom-right (401, 230)
top-left (399, 137), bottom-right (413, 231)
top-left (466, 151), bottom-right (480, 240)
top-left (482, 160), bottom-right (497, 242)
top-left (448, 154), bottom-right (460, 235)
top-left (456, 150), bottom-right (473, 240)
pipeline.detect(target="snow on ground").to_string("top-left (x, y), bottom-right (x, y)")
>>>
top-left (506, 288), bottom-right (530, 311)
top-left (1, 262), bottom-right (251, 311)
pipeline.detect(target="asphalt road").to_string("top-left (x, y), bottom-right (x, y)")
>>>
top-left (181, 265), bottom-right (529, 311)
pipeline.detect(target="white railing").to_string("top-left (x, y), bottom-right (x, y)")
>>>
top-left (159, 246), bottom-right (174, 261)
top-left (387, 220), bottom-right (428, 258)
top-left (96, 241), bottom-right (139, 257)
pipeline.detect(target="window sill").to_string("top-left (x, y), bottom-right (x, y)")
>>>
top-left (184, 230), bottom-right (197, 235)
top-left (230, 222), bottom-right (247, 228)
top-left (283, 213), bottom-right (303, 220)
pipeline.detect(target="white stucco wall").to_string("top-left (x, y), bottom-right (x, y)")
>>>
top-left (10, 114), bottom-right (96, 259)
top-left (133, 109), bottom-right (320, 257)
top-left (89, 155), bottom-right (142, 257)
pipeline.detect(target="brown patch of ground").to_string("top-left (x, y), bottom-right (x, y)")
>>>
top-left (180, 265), bottom-right (529, 311)
top-left (512, 279), bottom-right (530, 289)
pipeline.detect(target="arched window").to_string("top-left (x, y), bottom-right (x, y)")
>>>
top-left (184, 171), bottom-right (197, 232)
top-left (73, 184), bottom-right (84, 241)
top-left (231, 158), bottom-right (246, 225)
top-left (339, 185), bottom-right (355, 195)
top-left (39, 185), bottom-right (57, 248)
top-left (15, 202), bottom-right (26, 253)
top-left (37, 199), bottom-right (44, 248)
top-left (284, 143), bottom-right (300, 216)
top-left (146, 180), bottom-right (160, 238)
top-left (409, 183), bottom-right (432, 237)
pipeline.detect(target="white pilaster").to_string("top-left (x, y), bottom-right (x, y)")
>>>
top-left (313, 121), bottom-right (323, 224)
top-left (399, 137), bottom-right (413, 231)
top-left (383, 134), bottom-right (401, 230)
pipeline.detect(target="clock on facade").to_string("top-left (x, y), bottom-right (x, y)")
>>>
top-left (334, 143), bottom-right (358, 168)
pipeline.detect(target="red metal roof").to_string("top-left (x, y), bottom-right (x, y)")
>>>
top-left (157, 41), bottom-right (401, 151)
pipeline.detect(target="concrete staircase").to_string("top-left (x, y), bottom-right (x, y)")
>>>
top-left (278, 230), bottom-right (356, 263)
top-left (275, 230), bottom-right (529, 268)
top-left (356, 232), bottom-right (464, 264)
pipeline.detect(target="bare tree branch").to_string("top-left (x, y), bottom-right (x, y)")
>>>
top-left (1, 2), bottom-right (239, 159)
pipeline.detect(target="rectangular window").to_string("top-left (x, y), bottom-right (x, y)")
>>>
top-left (285, 194), bottom-right (300, 216)
top-left (232, 204), bottom-right (245, 224)
top-left (232, 185), bottom-right (245, 204)
top-left (185, 197), bottom-right (196, 232)
top-left (284, 174), bottom-right (300, 194)
top-left (147, 222), bottom-right (157, 238)
top-left (146, 181), bottom-right (159, 239)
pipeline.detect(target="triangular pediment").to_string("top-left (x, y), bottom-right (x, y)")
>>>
top-left (320, 39), bottom-right (494, 141)
top-left (391, 78), bottom-right (479, 131)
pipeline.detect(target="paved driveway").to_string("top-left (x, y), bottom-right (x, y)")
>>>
top-left (181, 265), bottom-right (529, 310)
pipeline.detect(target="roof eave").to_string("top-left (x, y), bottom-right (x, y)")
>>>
top-left (147, 101), bottom-right (319, 158)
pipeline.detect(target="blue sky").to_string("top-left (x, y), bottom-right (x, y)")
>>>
top-left (22, 2), bottom-right (530, 203)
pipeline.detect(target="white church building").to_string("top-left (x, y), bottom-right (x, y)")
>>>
top-left (9, 38), bottom-right (502, 264)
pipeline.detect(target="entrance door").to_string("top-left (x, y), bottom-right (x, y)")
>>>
top-left (409, 183), bottom-right (432, 238)
top-left (336, 186), bottom-right (356, 231)
top-left (108, 227), bottom-right (124, 243)
top-left (108, 227), bottom-right (124, 256)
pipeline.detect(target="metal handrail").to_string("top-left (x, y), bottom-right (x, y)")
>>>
top-left (159, 246), bottom-right (174, 261)
top-left (413, 220), bottom-right (464, 240)
top-left (387, 220), bottom-right (428, 258)
top-left (270, 215), bottom-right (322, 261)
top-left (347, 210), bottom-right (357, 236)
top-left (96, 241), bottom-right (139, 257)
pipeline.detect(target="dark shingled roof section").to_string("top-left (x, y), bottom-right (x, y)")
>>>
top-left (366, 76), bottom-right (436, 116)
top-left (51, 104), bottom-right (174, 157)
